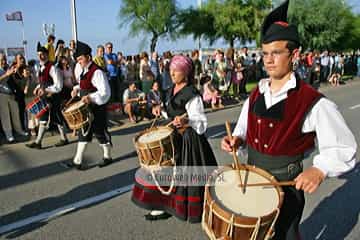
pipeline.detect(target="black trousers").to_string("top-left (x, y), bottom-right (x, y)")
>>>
top-left (109, 76), bottom-right (120, 103)
top-left (320, 66), bottom-right (330, 82)
top-left (248, 152), bottom-right (304, 240)
top-left (78, 103), bottom-right (111, 144)
top-left (39, 94), bottom-right (64, 126)
top-left (274, 186), bottom-right (304, 240)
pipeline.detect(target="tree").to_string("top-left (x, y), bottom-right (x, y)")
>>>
top-left (178, 0), bottom-right (270, 48)
top-left (177, 7), bottom-right (218, 45)
top-left (119, 0), bottom-right (178, 52)
top-left (333, 13), bottom-right (360, 51)
top-left (288, 0), bottom-right (356, 51)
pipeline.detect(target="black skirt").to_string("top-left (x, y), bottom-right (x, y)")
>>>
top-left (132, 127), bottom-right (218, 223)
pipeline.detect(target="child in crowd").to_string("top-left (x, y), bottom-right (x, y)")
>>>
top-left (328, 73), bottom-right (341, 87)
top-left (201, 75), bottom-right (224, 110)
top-left (233, 62), bottom-right (244, 98)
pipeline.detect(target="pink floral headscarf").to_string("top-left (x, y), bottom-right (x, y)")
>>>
top-left (169, 55), bottom-right (193, 77)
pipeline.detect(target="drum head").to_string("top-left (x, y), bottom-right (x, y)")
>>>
top-left (65, 101), bottom-right (85, 113)
top-left (210, 169), bottom-right (279, 218)
top-left (138, 127), bottom-right (172, 144)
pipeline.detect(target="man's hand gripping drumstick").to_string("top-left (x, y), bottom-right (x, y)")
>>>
top-left (224, 121), bottom-right (245, 193)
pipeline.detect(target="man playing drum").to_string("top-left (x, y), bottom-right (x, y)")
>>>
top-left (66, 41), bottom-right (112, 170)
top-left (26, 42), bottom-right (69, 149)
top-left (221, 1), bottom-right (357, 239)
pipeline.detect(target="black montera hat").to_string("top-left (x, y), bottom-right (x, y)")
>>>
top-left (37, 42), bottom-right (48, 53)
top-left (74, 41), bottom-right (92, 59)
top-left (261, 0), bottom-right (300, 45)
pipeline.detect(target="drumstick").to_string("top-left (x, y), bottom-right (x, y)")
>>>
top-left (166, 112), bottom-right (188, 127)
top-left (64, 96), bottom-right (77, 108)
top-left (225, 121), bottom-right (245, 193)
top-left (150, 115), bottom-right (159, 129)
top-left (238, 181), bottom-right (296, 188)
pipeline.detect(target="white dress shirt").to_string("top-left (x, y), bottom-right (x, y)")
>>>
top-left (162, 95), bottom-right (207, 135)
top-left (233, 73), bottom-right (357, 177)
top-left (74, 62), bottom-right (110, 105)
top-left (36, 63), bottom-right (62, 93)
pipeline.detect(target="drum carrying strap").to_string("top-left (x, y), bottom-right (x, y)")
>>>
top-left (149, 133), bottom-right (176, 196)
top-left (264, 208), bottom-right (280, 240)
top-left (81, 109), bottom-right (93, 137)
top-left (250, 217), bottom-right (261, 240)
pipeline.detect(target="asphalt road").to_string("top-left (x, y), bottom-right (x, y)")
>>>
top-left (0, 79), bottom-right (359, 240)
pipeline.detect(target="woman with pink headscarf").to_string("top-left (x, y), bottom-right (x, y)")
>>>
top-left (132, 55), bottom-right (217, 223)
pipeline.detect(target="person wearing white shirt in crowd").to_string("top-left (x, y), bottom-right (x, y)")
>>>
top-left (132, 55), bottom-right (218, 222)
top-left (0, 53), bottom-right (27, 143)
top-left (66, 41), bottom-right (112, 170)
top-left (26, 42), bottom-right (69, 149)
top-left (221, 1), bottom-right (356, 239)
top-left (320, 50), bottom-right (330, 82)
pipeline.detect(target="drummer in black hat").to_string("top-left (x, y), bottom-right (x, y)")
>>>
top-left (26, 42), bottom-right (69, 149)
top-left (66, 41), bottom-right (113, 170)
top-left (221, 0), bottom-right (356, 239)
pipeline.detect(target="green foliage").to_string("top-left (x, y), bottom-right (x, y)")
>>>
top-left (176, 7), bottom-right (218, 44)
top-left (335, 13), bottom-right (360, 51)
top-left (177, 0), bottom-right (270, 48)
top-left (206, 0), bottom-right (271, 47)
top-left (289, 0), bottom-right (359, 51)
top-left (119, 0), bottom-right (178, 52)
top-left (118, 0), bottom-right (359, 52)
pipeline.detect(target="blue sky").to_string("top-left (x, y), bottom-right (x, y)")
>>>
top-left (1, 0), bottom-right (359, 60)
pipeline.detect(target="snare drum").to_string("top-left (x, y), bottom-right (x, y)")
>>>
top-left (26, 97), bottom-right (49, 119)
top-left (62, 100), bottom-right (91, 130)
top-left (134, 126), bottom-right (175, 168)
top-left (202, 165), bottom-right (284, 240)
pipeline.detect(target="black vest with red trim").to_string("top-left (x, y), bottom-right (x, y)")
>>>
top-left (247, 77), bottom-right (323, 169)
top-left (79, 62), bottom-right (99, 96)
top-left (38, 61), bottom-right (53, 89)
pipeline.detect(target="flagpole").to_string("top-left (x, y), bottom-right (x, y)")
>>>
top-left (70, 0), bottom-right (78, 42)
top-left (21, 19), bottom-right (28, 60)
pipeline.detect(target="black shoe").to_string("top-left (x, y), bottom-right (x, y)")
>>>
top-left (7, 139), bottom-right (16, 144)
top-left (54, 139), bottom-right (69, 147)
top-left (144, 212), bottom-right (172, 221)
top-left (98, 158), bottom-right (113, 168)
top-left (25, 142), bottom-right (42, 149)
top-left (66, 161), bottom-right (88, 171)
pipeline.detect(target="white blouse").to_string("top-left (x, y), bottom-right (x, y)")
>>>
top-left (233, 73), bottom-right (357, 177)
top-left (162, 95), bottom-right (207, 135)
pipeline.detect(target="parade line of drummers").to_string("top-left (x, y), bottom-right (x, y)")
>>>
top-left (0, 1), bottom-right (359, 239)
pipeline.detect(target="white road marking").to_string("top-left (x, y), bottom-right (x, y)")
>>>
top-left (349, 104), bottom-right (360, 110)
top-left (208, 131), bottom-right (226, 139)
top-left (315, 224), bottom-right (327, 240)
top-left (0, 184), bottom-right (134, 235)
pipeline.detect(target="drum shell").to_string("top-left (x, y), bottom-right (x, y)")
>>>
top-left (26, 97), bottom-right (49, 119)
top-left (134, 126), bottom-right (175, 167)
top-left (62, 102), bottom-right (90, 130)
top-left (202, 165), bottom-right (284, 240)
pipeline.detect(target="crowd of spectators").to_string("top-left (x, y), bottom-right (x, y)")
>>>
top-left (1, 34), bottom-right (359, 144)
